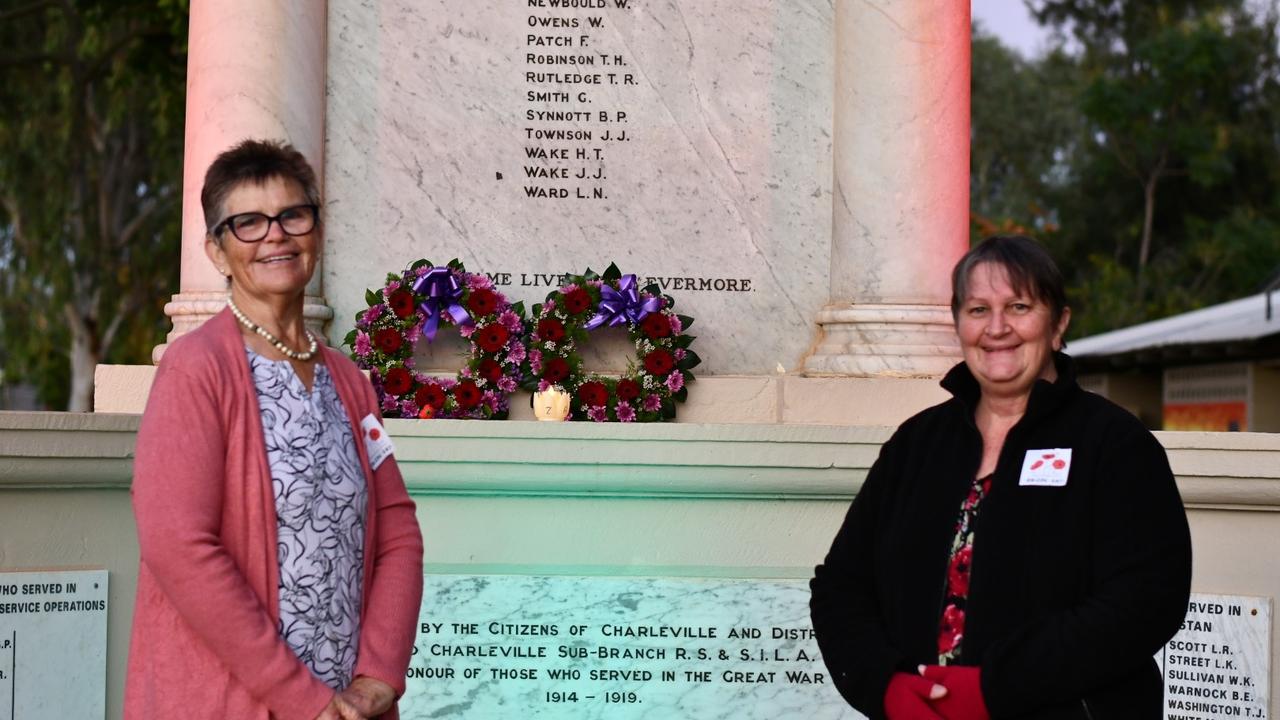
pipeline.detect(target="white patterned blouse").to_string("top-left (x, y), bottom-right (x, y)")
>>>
top-left (247, 348), bottom-right (367, 690)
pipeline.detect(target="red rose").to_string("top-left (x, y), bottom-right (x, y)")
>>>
top-left (948, 546), bottom-right (972, 596)
top-left (468, 288), bottom-right (498, 317)
top-left (389, 289), bottom-right (416, 318)
top-left (562, 287), bottom-right (592, 315)
top-left (453, 380), bottom-right (482, 409)
top-left (374, 328), bottom-right (403, 354)
top-left (478, 358), bottom-right (503, 383)
top-left (537, 318), bottom-right (566, 342)
top-left (643, 348), bottom-right (675, 376)
top-left (542, 356), bottom-right (570, 383)
top-left (577, 381), bottom-right (609, 407)
top-left (474, 324), bottom-right (510, 353)
top-left (383, 367), bottom-right (412, 396)
top-left (640, 312), bottom-right (671, 339)
top-left (615, 378), bottom-right (641, 402)
top-left (415, 383), bottom-right (446, 410)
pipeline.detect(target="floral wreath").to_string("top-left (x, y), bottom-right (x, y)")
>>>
top-left (347, 259), bottom-right (527, 419)
top-left (521, 263), bottom-right (699, 422)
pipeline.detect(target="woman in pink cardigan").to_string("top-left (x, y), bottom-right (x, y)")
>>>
top-left (127, 140), bottom-right (424, 720)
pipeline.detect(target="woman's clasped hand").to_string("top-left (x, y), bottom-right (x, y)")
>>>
top-left (884, 666), bottom-right (990, 720)
top-left (316, 676), bottom-right (398, 720)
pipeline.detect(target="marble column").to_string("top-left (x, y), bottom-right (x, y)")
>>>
top-left (156, 0), bottom-right (332, 361)
top-left (803, 0), bottom-right (970, 377)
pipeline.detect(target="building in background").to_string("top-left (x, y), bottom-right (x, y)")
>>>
top-left (0, 370), bottom-right (41, 411)
top-left (1072, 290), bottom-right (1280, 431)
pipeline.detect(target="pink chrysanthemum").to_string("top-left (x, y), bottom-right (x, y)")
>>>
top-left (615, 402), bottom-right (636, 422)
top-left (643, 394), bottom-right (662, 412)
top-left (587, 405), bottom-right (608, 422)
top-left (669, 314), bottom-right (683, 334)
top-left (404, 323), bottom-right (422, 345)
top-left (354, 331), bottom-right (372, 357)
top-left (499, 309), bottom-right (522, 332)
top-left (665, 372), bottom-right (684, 392)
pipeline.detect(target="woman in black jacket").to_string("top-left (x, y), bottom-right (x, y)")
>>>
top-left (810, 236), bottom-right (1191, 720)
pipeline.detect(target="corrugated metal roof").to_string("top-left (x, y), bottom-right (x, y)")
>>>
top-left (1070, 291), bottom-right (1280, 357)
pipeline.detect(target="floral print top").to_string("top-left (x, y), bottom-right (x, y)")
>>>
top-left (937, 473), bottom-right (994, 664)
top-left (247, 349), bottom-right (367, 690)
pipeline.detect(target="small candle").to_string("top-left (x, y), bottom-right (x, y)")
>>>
top-left (533, 386), bottom-right (571, 421)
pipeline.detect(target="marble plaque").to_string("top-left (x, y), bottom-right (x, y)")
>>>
top-left (0, 569), bottom-right (108, 720)
top-left (1160, 593), bottom-right (1271, 720)
top-left (326, 0), bottom-right (834, 374)
top-left (401, 574), bottom-right (862, 719)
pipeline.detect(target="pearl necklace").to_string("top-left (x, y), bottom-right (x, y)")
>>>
top-left (227, 298), bottom-right (318, 361)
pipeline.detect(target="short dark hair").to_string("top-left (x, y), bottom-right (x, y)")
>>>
top-left (951, 235), bottom-right (1068, 325)
top-left (200, 139), bottom-right (320, 238)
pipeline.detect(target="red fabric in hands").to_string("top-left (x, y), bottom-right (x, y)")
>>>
top-left (884, 672), bottom-right (945, 720)
top-left (919, 665), bottom-right (990, 720)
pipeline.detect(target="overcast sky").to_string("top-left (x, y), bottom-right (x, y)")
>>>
top-left (971, 0), bottom-right (1051, 57)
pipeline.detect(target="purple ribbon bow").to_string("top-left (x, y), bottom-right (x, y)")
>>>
top-left (585, 274), bottom-right (661, 330)
top-left (412, 267), bottom-right (474, 341)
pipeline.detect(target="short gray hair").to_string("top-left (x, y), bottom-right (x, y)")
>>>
top-left (201, 139), bottom-right (320, 240)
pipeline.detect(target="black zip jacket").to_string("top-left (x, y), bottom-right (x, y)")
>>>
top-left (811, 354), bottom-right (1191, 719)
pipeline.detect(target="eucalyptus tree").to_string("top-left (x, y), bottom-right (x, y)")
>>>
top-left (0, 0), bottom-right (187, 410)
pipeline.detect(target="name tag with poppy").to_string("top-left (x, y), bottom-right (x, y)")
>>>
top-left (1019, 448), bottom-right (1072, 487)
top-left (360, 413), bottom-right (395, 470)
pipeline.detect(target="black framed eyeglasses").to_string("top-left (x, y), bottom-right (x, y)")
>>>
top-left (216, 204), bottom-right (319, 242)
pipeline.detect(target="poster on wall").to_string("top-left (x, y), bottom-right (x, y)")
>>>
top-left (0, 568), bottom-right (108, 720)
top-left (402, 574), bottom-right (861, 719)
top-left (1160, 593), bottom-right (1271, 720)
top-left (1163, 402), bottom-right (1248, 431)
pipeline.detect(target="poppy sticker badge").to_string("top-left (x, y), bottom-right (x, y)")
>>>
top-left (1019, 448), bottom-right (1072, 487)
top-left (360, 413), bottom-right (395, 470)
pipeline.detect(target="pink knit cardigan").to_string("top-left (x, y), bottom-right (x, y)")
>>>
top-left (125, 309), bottom-right (424, 720)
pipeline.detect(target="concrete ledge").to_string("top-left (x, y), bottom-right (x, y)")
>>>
top-left (0, 412), bottom-right (139, 489)
top-left (4, 412), bottom-right (1279, 509)
top-left (93, 365), bottom-right (158, 414)
top-left (94, 364), bottom-right (948, 425)
top-left (389, 419), bottom-right (888, 498)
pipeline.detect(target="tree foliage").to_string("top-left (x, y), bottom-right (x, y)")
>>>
top-left (974, 1), bottom-right (1280, 338)
top-left (0, 0), bottom-right (188, 410)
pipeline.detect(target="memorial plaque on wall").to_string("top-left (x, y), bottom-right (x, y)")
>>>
top-left (401, 575), bottom-right (862, 719)
top-left (0, 569), bottom-right (108, 720)
top-left (1160, 593), bottom-right (1271, 720)
top-left (326, 1), bottom-right (834, 373)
